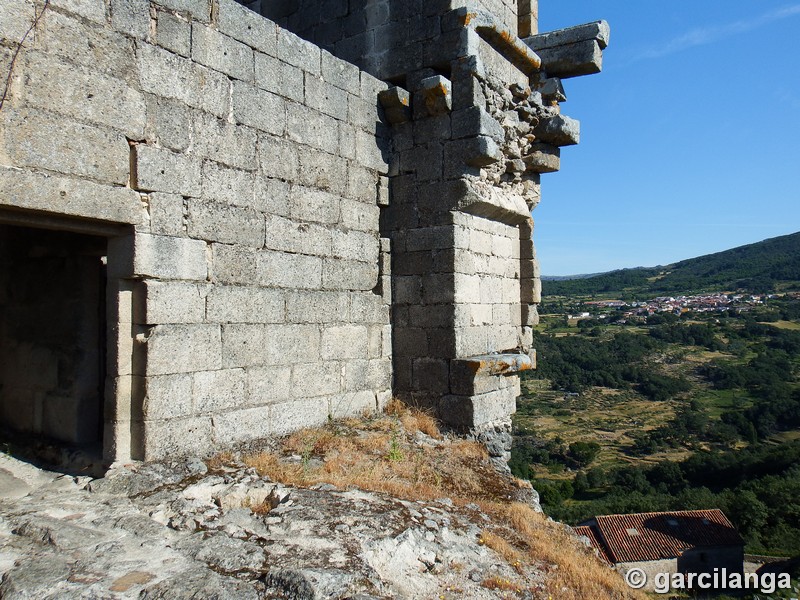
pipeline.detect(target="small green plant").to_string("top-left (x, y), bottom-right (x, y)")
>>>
top-left (386, 431), bottom-right (404, 462)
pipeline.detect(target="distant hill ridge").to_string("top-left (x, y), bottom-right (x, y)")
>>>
top-left (543, 231), bottom-right (800, 296)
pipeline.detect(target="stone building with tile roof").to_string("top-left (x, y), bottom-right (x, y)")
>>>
top-left (578, 509), bottom-right (745, 592)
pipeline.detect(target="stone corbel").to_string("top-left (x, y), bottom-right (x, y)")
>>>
top-left (523, 20), bottom-right (610, 79)
top-left (443, 5), bottom-right (542, 76)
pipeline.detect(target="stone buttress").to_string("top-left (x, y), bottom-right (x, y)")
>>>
top-left (372, 6), bottom-right (609, 468)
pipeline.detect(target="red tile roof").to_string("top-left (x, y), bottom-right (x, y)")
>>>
top-left (574, 525), bottom-right (612, 563)
top-left (581, 509), bottom-right (743, 564)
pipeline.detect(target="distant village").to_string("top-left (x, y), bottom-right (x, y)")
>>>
top-left (567, 292), bottom-right (800, 323)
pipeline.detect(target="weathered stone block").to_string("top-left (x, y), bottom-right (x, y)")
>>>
top-left (201, 161), bottom-right (255, 207)
top-left (412, 358), bottom-right (449, 393)
top-left (287, 103), bottom-right (339, 155)
top-left (137, 43), bottom-right (228, 118)
top-left (346, 166), bottom-right (379, 203)
top-left (135, 145), bottom-right (201, 197)
top-left (255, 53), bottom-right (304, 102)
top-left (218, 0), bottom-right (277, 56)
top-left (291, 362), bottom-right (341, 397)
top-left (269, 397), bottom-right (329, 437)
top-left (329, 390), bottom-right (378, 419)
top-left (393, 275), bottom-right (422, 304)
top-left (439, 387), bottom-right (517, 429)
top-left (378, 86), bottom-right (412, 125)
top-left (454, 326), bottom-right (489, 357)
top-left (232, 81), bottom-right (286, 135)
top-left (149, 0), bottom-right (211, 22)
top-left (276, 27), bottom-right (321, 75)
top-left (286, 290), bottom-right (349, 323)
top-left (142, 373), bottom-right (193, 420)
top-left (257, 134), bottom-right (299, 182)
top-left (254, 176), bottom-right (291, 216)
top-left (265, 214), bottom-right (331, 256)
top-left (49, 0), bottom-right (106, 24)
top-left (145, 95), bottom-right (192, 152)
top-left (414, 75), bottom-right (452, 118)
top-left (524, 143), bottom-right (560, 173)
top-left (193, 369), bottom-right (246, 413)
top-left (393, 327), bottom-right (428, 358)
top-left (211, 406), bottom-right (270, 446)
top-left (142, 416), bottom-right (213, 461)
top-left (289, 186), bottom-right (340, 225)
top-left (343, 359), bottom-right (368, 392)
top-left (110, 0), bottom-right (149, 38)
top-left (247, 366), bottom-right (291, 405)
top-left (263, 324), bottom-right (321, 365)
top-left (187, 200), bottom-right (264, 247)
top-left (305, 74), bottom-right (349, 121)
top-left (321, 50), bottom-right (360, 95)
top-left (18, 52), bottom-right (147, 139)
top-left (154, 10), bottom-right (191, 57)
top-left (348, 94), bottom-right (380, 133)
top-left (148, 192), bottom-right (184, 236)
top-left (211, 244), bottom-right (257, 285)
top-left (207, 286), bottom-right (284, 324)
top-left (191, 23), bottom-right (254, 81)
top-left (331, 230), bottom-right (379, 264)
top-left (1, 108), bottom-right (130, 185)
top-left (532, 114), bottom-right (580, 146)
top-left (221, 323), bottom-right (266, 368)
top-left (108, 233), bottom-right (208, 281)
top-left (351, 293), bottom-right (388, 324)
top-left (355, 128), bottom-right (390, 173)
top-left (137, 281), bottom-right (206, 324)
top-left (143, 324), bottom-right (222, 375)
top-left (0, 0), bottom-right (35, 41)
top-left (258, 250), bottom-right (322, 289)
top-left (340, 198), bottom-right (380, 233)
top-left (37, 10), bottom-right (134, 80)
top-left (451, 106), bottom-right (504, 142)
top-left (194, 112), bottom-right (258, 171)
top-left (337, 121), bottom-right (357, 160)
top-left (453, 274), bottom-right (481, 304)
top-left (321, 325), bottom-right (369, 359)
top-left (296, 147), bottom-right (348, 195)
top-left (0, 166), bottom-right (142, 225)
top-left (322, 259), bottom-right (377, 291)
top-left (444, 136), bottom-right (501, 177)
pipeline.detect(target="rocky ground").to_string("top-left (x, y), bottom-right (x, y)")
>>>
top-left (0, 410), bottom-right (639, 599)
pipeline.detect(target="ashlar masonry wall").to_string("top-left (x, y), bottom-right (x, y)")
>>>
top-left (0, 0), bottom-right (391, 462)
top-left (256, 0), bottom-right (535, 82)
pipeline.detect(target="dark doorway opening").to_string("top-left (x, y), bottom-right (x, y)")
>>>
top-left (0, 224), bottom-right (108, 467)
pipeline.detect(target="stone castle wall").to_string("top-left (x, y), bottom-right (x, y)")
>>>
top-left (0, 0), bottom-right (605, 466)
top-left (0, 0), bottom-right (392, 461)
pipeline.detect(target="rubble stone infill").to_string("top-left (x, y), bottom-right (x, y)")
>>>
top-left (0, 453), bottom-right (548, 599)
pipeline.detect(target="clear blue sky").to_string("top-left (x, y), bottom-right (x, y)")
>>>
top-left (534, 1), bottom-right (800, 275)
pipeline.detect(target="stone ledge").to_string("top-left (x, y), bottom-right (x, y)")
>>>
top-left (451, 352), bottom-right (535, 377)
top-left (523, 21), bottom-right (610, 79)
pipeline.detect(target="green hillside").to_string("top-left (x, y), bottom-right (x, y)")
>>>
top-left (544, 231), bottom-right (800, 297)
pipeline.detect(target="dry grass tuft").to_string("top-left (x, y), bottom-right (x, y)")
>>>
top-left (479, 531), bottom-right (524, 572)
top-left (205, 450), bottom-right (235, 471)
top-left (387, 398), bottom-right (442, 439)
top-left (480, 575), bottom-right (523, 593)
top-left (212, 400), bottom-right (644, 600)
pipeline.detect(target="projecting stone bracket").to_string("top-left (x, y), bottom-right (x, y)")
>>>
top-left (523, 20), bottom-right (610, 79)
top-left (452, 352), bottom-right (535, 378)
top-left (442, 5), bottom-right (542, 76)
